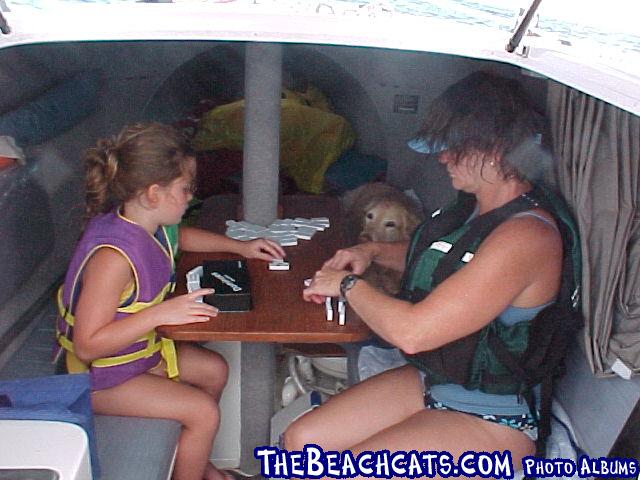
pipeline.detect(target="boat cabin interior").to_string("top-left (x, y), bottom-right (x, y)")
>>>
top-left (0, 5), bottom-right (639, 478)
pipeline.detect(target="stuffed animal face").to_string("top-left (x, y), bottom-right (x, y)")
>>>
top-left (359, 199), bottom-right (420, 242)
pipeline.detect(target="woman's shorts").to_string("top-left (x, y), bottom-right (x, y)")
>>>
top-left (424, 394), bottom-right (538, 442)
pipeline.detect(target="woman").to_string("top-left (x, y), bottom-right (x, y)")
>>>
top-left (285, 71), bottom-right (566, 471)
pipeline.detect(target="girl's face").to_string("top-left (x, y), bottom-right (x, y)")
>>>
top-left (156, 157), bottom-right (196, 225)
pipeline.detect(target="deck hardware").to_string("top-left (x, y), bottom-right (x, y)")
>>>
top-left (0, 11), bottom-right (10, 35)
top-left (506, 0), bottom-right (542, 53)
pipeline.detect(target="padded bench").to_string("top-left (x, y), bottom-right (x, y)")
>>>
top-left (0, 303), bottom-right (181, 480)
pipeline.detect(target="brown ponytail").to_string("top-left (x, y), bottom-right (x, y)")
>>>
top-left (83, 123), bottom-right (191, 218)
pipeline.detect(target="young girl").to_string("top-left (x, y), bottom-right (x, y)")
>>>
top-left (56, 122), bottom-right (285, 480)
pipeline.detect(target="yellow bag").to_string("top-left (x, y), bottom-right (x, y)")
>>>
top-left (192, 90), bottom-right (354, 194)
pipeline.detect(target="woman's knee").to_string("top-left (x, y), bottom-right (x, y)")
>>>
top-left (282, 413), bottom-right (316, 451)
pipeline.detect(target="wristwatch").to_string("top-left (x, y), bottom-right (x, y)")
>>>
top-left (339, 274), bottom-right (362, 302)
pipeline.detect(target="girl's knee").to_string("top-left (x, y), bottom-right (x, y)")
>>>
top-left (203, 351), bottom-right (228, 395)
top-left (182, 390), bottom-right (221, 430)
top-left (210, 352), bottom-right (229, 385)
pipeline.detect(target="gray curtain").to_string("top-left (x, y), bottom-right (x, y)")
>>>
top-left (547, 81), bottom-right (640, 376)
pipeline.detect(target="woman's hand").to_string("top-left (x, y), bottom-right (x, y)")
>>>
top-left (238, 238), bottom-right (286, 261)
top-left (152, 289), bottom-right (219, 326)
top-left (303, 266), bottom-right (350, 303)
top-left (323, 243), bottom-right (376, 274)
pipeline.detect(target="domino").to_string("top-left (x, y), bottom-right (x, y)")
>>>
top-left (268, 259), bottom-right (290, 271)
top-left (292, 226), bottom-right (317, 240)
top-left (311, 217), bottom-right (330, 227)
top-left (277, 236), bottom-right (298, 247)
top-left (325, 297), bottom-right (334, 321)
top-left (243, 224), bottom-right (269, 233)
top-left (338, 299), bottom-right (346, 325)
top-left (299, 222), bottom-right (325, 231)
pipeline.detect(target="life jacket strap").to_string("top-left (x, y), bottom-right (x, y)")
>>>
top-left (56, 283), bottom-right (180, 381)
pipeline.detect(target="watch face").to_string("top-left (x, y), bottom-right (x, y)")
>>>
top-left (341, 274), bottom-right (360, 297)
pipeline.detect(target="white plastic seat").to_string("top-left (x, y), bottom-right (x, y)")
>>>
top-left (0, 420), bottom-right (91, 480)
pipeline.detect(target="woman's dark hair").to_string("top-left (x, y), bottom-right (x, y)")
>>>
top-left (84, 123), bottom-right (193, 217)
top-left (417, 71), bottom-right (547, 181)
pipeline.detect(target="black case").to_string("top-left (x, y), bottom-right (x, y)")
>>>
top-left (200, 259), bottom-right (252, 312)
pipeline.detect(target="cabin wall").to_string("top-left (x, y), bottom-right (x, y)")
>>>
top-left (0, 41), bottom-right (213, 337)
top-left (0, 39), bottom-right (549, 335)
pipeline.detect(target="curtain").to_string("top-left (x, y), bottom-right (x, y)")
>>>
top-left (547, 81), bottom-right (640, 376)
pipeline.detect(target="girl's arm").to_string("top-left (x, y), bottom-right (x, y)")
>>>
top-left (179, 226), bottom-right (285, 261)
top-left (72, 248), bottom-right (217, 363)
top-left (304, 216), bottom-right (562, 353)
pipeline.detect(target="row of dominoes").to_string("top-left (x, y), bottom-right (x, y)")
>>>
top-left (303, 278), bottom-right (346, 325)
top-left (225, 217), bottom-right (330, 246)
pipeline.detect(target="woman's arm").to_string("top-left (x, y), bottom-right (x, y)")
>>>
top-left (72, 248), bottom-right (217, 363)
top-left (323, 241), bottom-right (409, 275)
top-left (305, 216), bottom-right (561, 353)
top-left (179, 225), bottom-right (285, 260)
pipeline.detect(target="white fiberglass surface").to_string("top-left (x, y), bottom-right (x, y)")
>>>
top-left (7, 0), bottom-right (640, 56)
top-left (1, 0), bottom-right (639, 114)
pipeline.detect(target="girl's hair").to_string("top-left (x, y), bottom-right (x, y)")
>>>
top-left (84, 123), bottom-right (192, 217)
top-left (416, 71), bottom-right (549, 182)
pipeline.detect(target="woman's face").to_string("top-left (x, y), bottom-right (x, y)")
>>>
top-left (438, 151), bottom-right (486, 193)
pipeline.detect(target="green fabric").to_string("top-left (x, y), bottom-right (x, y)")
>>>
top-left (164, 224), bottom-right (179, 259)
top-left (404, 223), bottom-right (471, 294)
top-left (402, 200), bottom-right (532, 394)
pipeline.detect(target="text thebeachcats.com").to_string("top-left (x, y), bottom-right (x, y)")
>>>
top-left (254, 445), bottom-right (639, 478)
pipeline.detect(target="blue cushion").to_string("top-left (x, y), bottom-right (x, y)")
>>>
top-left (0, 374), bottom-right (100, 478)
top-left (324, 149), bottom-right (387, 193)
top-left (0, 71), bottom-right (101, 146)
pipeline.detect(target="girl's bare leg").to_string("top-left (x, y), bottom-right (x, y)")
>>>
top-left (92, 373), bottom-right (221, 480)
top-left (176, 342), bottom-right (229, 402)
top-left (176, 343), bottom-right (230, 480)
top-left (93, 344), bottom-right (228, 480)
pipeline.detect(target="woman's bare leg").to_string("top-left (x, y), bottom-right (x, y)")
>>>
top-left (284, 363), bottom-right (534, 479)
top-left (346, 408), bottom-right (535, 479)
top-left (92, 373), bottom-right (221, 480)
top-left (284, 365), bottom-right (425, 451)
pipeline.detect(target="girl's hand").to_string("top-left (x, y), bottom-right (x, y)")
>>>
top-left (303, 267), bottom-right (349, 303)
top-left (323, 244), bottom-right (374, 275)
top-left (153, 289), bottom-right (219, 326)
top-left (239, 238), bottom-right (286, 261)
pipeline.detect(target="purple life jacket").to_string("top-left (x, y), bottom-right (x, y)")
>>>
top-left (56, 210), bottom-right (177, 390)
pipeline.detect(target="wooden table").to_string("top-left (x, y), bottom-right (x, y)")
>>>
top-left (158, 194), bottom-right (371, 471)
top-left (159, 194), bottom-right (371, 344)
